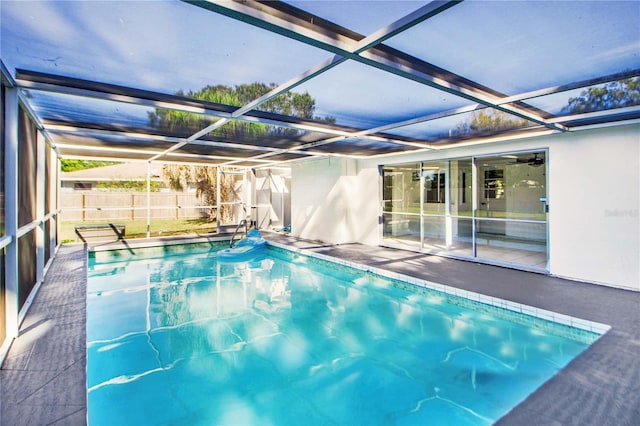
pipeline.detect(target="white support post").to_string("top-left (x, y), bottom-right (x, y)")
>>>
top-left (471, 157), bottom-right (478, 258)
top-left (245, 170), bottom-right (251, 227)
top-left (4, 86), bottom-right (19, 340)
top-left (445, 161), bottom-right (453, 248)
top-left (55, 154), bottom-right (61, 250)
top-left (146, 161), bottom-right (151, 239)
top-left (419, 163), bottom-right (424, 249)
top-left (36, 131), bottom-right (46, 284)
top-left (216, 167), bottom-right (221, 233)
top-left (50, 148), bottom-right (59, 255)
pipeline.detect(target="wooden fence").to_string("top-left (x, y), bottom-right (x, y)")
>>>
top-left (59, 191), bottom-right (212, 221)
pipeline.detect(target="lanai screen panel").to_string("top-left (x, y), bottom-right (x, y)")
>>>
top-left (25, 91), bottom-right (167, 131)
top-left (16, 107), bottom-right (38, 310)
top-left (49, 132), bottom-right (175, 155)
top-left (27, 91), bottom-right (223, 138)
top-left (18, 108), bottom-right (37, 228)
top-left (523, 80), bottom-right (640, 126)
top-left (18, 230), bottom-right (37, 310)
top-left (0, 249), bottom-right (5, 344)
top-left (384, 1), bottom-right (640, 95)
top-left (0, 83), bottom-right (4, 346)
top-left (388, 108), bottom-right (542, 143)
top-left (1, 83), bottom-right (5, 234)
top-left (206, 122), bottom-right (333, 150)
top-left (301, 138), bottom-right (422, 156)
top-left (286, 0), bottom-right (422, 35)
top-left (283, 60), bottom-right (474, 129)
top-left (0, 0), bottom-right (330, 100)
top-left (44, 143), bottom-right (52, 265)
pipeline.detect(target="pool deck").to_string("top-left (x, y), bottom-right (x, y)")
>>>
top-left (1, 233), bottom-right (639, 425)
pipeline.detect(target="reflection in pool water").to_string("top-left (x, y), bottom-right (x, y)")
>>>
top-left (87, 247), bottom-right (598, 426)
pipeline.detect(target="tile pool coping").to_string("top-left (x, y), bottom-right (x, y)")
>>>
top-left (266, 240), bottom-right (611, 337)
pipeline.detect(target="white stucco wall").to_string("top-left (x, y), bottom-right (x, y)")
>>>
top-left (547, 126), bottom-right (639, 290)
top-left (290, 124), bottom-right (640, 290)
top-left (291, 157), bottom-right (358, 244)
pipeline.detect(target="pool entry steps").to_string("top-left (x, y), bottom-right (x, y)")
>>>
top-left (217, 229), bottom-right (267, 262)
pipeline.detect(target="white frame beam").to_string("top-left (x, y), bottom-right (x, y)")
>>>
top-left (3, 85), bottom-right (19, 341)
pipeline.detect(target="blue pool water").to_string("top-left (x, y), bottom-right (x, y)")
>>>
top-left (87, 244), bottom-right (600, 425)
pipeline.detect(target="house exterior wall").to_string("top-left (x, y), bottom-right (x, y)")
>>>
top-left (291, 157), bottom-right (358, 244)
top-left (546, 125), bottom-right (639, 290)
top-left (289, 124), bottom-right (639, 290)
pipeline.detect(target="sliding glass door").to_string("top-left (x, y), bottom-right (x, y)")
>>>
top-left (475, 153), bottom-right (547, 268)
top-left (381, 151), bottom-right (548, 270)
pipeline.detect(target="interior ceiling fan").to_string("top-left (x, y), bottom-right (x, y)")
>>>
top-left (506, 153), bottom-right (545, 166)
top-left (525, 153), bottom-right (545, 166)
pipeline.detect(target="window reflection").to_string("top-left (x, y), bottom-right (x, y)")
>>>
top-left (382, 164), bottom-right (420, 213)
top-left (476, 153), bottom-right (546, 221)
top-left (423, 167), bottom-right (445, 205)
top-left (450, 159), bottom-right (473, 218)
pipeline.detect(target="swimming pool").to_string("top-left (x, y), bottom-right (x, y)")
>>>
top-left (87, 241), bottom-right (606, 425)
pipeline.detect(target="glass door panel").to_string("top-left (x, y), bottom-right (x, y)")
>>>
top-left (421, 215), bottom-right (446, 251)
top-left (422, 162), bottom-right (446, 215)
top-left (421, 161), bottom-right (447, 250)
top-left (476, 221), bottom-right (547, 268)
top-left (383, 212), bottom-right (421, 245)
top-left (477, 159), bottom-right (506, 235)
top-left (475, 152), bottom-right (548, 268)
top-left (477, 153), bottom-right (547, 220)
top-left (382, 163), bottom-right (420, 213)
top-left (449, 217), bottom-right (473, 257)
top-left (450, 159), bottom-right (473, 218)
top-left (503, 153), bottom-right (547, 221)
top-left (382, 163), bottom-right (421, 248)
top-left (448, 159), bottom-right (473, 255)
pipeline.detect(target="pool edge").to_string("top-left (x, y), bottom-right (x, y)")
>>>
top-left (266, 240), bottom-right (611, 336)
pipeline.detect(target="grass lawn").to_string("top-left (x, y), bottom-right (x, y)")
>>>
top-left (60, 218), bottom-right (218, 243)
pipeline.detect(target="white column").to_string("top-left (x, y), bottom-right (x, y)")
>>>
top-left (50, 147), bottom-right (59, 254)
top-left (146, 161), bottom-right (151, 238)
top-left (445, 161), bottom-right (453, 248)
top-left (36, 131), bottom-right (45, 284)
top-left (419, 164), bottom-right (424, 249)
top-left (471, 157), bottom-right (478, 258)
top-left (216, 167), bottom-right (221, 232)
top-left (54, 153), bottom-right (61, 251)
top-left (4, 86), bottom-right (19, 339)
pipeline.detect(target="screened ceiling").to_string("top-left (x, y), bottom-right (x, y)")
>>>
top-left (2, 0), bottom-right (639, 167)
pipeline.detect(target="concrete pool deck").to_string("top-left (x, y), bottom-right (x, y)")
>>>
top-left (1, 234), bottom-right (639, 425)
